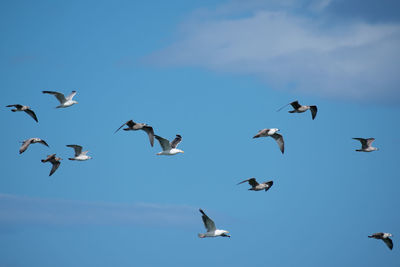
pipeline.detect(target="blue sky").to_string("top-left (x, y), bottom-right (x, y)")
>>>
top-left (1, 0), bottom-right (399, 266)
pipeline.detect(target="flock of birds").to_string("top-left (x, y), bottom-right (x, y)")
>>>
top-left (6, 91), bottom-right (392, 250)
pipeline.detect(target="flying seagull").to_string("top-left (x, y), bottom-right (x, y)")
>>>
top-left (198, 209), bottom-right (230, 238)
top-left (41, 154), bottom-right (62, 176)
top-left (253, 128), bottom-right (284, 154)
top-left (368, 232), bottom-right (393, 250)
top-left (19, 138), bottom-right (49, 154)
top-left (237, 178), bottom-right (273, 192)
top-left (42, 90), bottom-right (78, 108)
top-left (66, 145), bottom-right (92, 161)
top-left (278, 100), bottom-right (317, 120)
top-left (6, 104), bottom-right (38, 122)
top-left (155, 134), bottom-right (184, 155)
top-left (115, 120), bottom-right (155, 147)
top-left (353, 138), bottom-right (378, 152)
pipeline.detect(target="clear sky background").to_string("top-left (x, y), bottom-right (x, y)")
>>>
top-left (1, 0), bottom-right (399, 266)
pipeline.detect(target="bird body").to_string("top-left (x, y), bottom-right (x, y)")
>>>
top-left (237, 178), bottom-right (273, 191)
top-left (19, 138), bottom-right (49, 154)
top-left (198, 209), bottom-right (230, 238)
top-left (155, 134), bottom-right (184, 155)
top-left (287, 100), bottom-right (318, 120)
top-left (67, 145), bottom-right (92, 161)
top-left (368, 232), bottom-right (393, 250)
top-left (353, 138), bottom-right (378, 152)
top-left (41, 154), bottom-right (62, 176)
top-left (6, 104), bottom-right (38, 122)
top-left (42, 90), bottom-right (78, 108)
top-left (115, 120), bottom-right (155, 147)
top-left (253, 128), bottom-right (284, 154)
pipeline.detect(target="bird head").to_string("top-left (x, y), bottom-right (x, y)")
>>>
top-left (73, 100), bottom-right (78, 104)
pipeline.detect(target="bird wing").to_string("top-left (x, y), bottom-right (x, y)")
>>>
top-left (142, 126), bottom-right (155, 147)
top-left (24, 109), bottom-right (38, 122)
top-left (310, 105), bottom-right (318, 120)
top-left (38, 139), bottom-right (49, 147)
top-left (353, 138), bottom-right (368, 149)
top-left (383, 238), bottom-right (393, 250)
top-left (199, 209), bottom-right (216, 232)
top-left (237, 178), bottom-right (259, 186)
top-left (66, 91), bottom-right (77, 100)
top-left (6, 104), bottom-right (23, 108)
top-left (272, 133), bottom-right (284, 154)
top-left (366, 138), bottom-right (375, 147)
top-left (265, 181), bottom-right (274, 189)
top-left (290, 100), bottom-right (301, 109)
top-left (42, 91), bottom-right (67, 104)
top-left (114, 120), bottom-right (135, 133)
top-left (49, 161), bottom-right (61, 176)
top-left (253, 129), bottom-right (268, 138)
top-left (170, 135), bottom-right (182, 148)
top-left (19, 139), bottom-right (33, 154)
top-left (67, 144), bottom-right (83, 156)
top-left (155, 135), bottom-right (171, 151)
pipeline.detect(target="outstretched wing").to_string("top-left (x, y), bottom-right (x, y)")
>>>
top-left (67, 144), bottom-right (83, 156)
top-left (38, 139), bottom-right (49, 147)
top-left (24, 109), bottom-right (38, 122)
top-left (66, 91), bottom-right (77, 100)
top-left (290, 100), bottom-right (301, 109)
top-left (114, 120), bottom-right (135, 133)
top-left (383, 238), bottom-right (393, 250)
top-left (237, 178), bottom-right (259, 187)
top-left (19, 139), bottom-right (33, 154)
top-left (170, 134), bottom-right (182, 148)
top-left (6, 104), bottom-right (23, 109)
top-left (42, 91), bottom-right (67, 104)
top-left (141, 126), bottom-right (155, 147)
top-left (49, 161), bottom-right (61, 176)
top-left (155, 135), bottom-right (171, 151)
top-left (310, 106), bottom-right (318, 120)
top-left (366, 138), bottom-right (375, 147)
top-left (271, 133), bottom-right (284, 154)
top-left (199, 209), bottom-right (216, 232)
top-left (353, 138), bottom-right (368, 149)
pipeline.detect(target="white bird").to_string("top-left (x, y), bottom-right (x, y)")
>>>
top-left (368, 232), bottom-right (393, 250)
top-left (6, 104), bottom-right (38, 122)
top-left (115, 119), bottom-right (155, 147)
top-left (19, 138), bottom-right (49, 154)
top-left (237, 178), bottom-right (273, 192)
top-left (198, 209), bottom-right (230, 238)
top-left (278, 100), bottom-right (317, 120)
top-left (253, 128), bottom-right (284, 154)
top-left (41, 154), bottom-right (62, 176)
top-left (154, 134), bottom-right (184, 155)
top-left (66, 145), bottom-right (92, 161)
top-left (42, 90), bottom-right (78, 108)
top-left (353, 138), bottom-right (378, 152)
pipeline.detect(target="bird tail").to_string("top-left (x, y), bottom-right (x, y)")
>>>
top-left (68, 158), bottom-right (75, 160)
top-left (368, 235), bottom-right (373, 238)
top-left (198, 233), bottom-right (206, 238)
top-left (288, 110), bottom-right (296, 113)
top-left (11, 109), bottom-right (17, 112)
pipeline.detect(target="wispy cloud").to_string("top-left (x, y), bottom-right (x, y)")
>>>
top-left (0, 194), bottom-right (197, 228)
top-left (147, 0), bottom-right (400, 102)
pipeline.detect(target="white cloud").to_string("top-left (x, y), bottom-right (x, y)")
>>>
top-left (148, 1), bottom-right (400, 102)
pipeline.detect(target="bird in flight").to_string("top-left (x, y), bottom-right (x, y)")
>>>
top-left (237, 178), bottom-right (273, 192)
top-left (278, 100), bottom-right (318, 120)
top-left (19, 138), bottom-right (49, 154)
top-left (368, 232), bottom-right (393, 250)
top-left (353, 138), bottom-right (378, 152)
top-left (41, 154), bottom-right (62, 176)
top-left (42, 90), bottom-right (78, 108)
top-left (253, 128), bottom-right (284, 154)
top-left (155, 134), bottom-right (184, 155)
top-left (115, 120), bottom-right (155, 147)
top-left (6, 104), bottom-right (38, 122)
top-left (198, 209), bottom-right (230, 238)
top-left (66, 145), bottom-right (92, 161)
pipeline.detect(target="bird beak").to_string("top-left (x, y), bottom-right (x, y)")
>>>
top-left (181, 151), bottom-right (185, 153)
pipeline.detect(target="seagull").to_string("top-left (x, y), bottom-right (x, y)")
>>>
top-left (278, 100), bottom-right (317, 120)
top-left (253, 128), bottom-right (284, 154)
top-left (19, 138), bottom-right (49, 154)
top-left (155, 134), bottom-right (184, 155)
top-left (114, 120), bottom-right (155, 147)
top-left (353, 138), bottom-right (378, 152)
top-left (66, 145), bottom-right (92, 161)
top-left (6, 104), bottom-right (38, 122)
top-left (42, 90), bottom-right (78, 108)
top-left (368, 232), bottom-right (393, 250)
top-left (237, 178), bottom-right (273, 192)
top-left (41, 154), bottom-right (62, 176)
top-left (198, 209), bottom-right (230, 238)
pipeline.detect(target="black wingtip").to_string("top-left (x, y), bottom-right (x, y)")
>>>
top-left (199, 209), bottom-right (205, 215)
